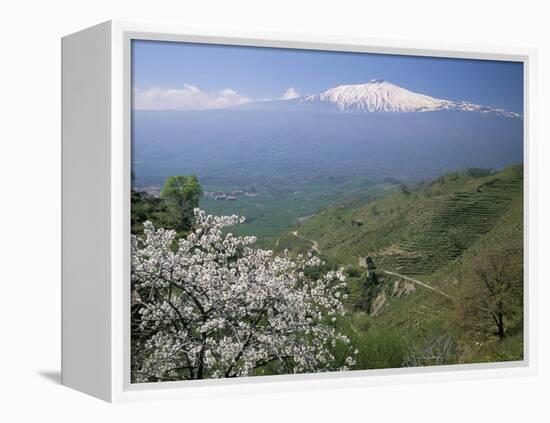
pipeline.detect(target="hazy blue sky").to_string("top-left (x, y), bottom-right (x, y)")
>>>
top-left (132, 39), bottom-right (523, 113)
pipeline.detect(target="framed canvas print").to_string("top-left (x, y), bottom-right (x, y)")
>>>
top-left (61, 21), bottom-right (537, 402)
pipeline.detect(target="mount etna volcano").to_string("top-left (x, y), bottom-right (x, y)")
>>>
top-left (132, 80), bottom-right (523, 187)
top-left (238, 79), bottom-right (521, 117)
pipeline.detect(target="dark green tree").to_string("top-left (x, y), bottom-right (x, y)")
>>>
top-left (160, 175), bottom-right (203, 232)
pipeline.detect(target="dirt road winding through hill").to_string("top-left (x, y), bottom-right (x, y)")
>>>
top-left (382, 270), bottom-right (453, 300)
top-left (288, 231), bottom-right (452, 300)
top-left (291, 230), bottom-right (321, 254)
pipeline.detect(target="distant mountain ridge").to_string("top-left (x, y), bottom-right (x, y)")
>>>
top-left (241, 80), bottom-right (521, 118)
top-left (132, 81), bottom-right (523, 187)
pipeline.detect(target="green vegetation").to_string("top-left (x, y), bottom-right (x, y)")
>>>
top-left (275, 165), bottom-right (524, 367)
top-left (160, 175), bottom-right (203, 232)
top-left (288, 165), bottom-right (522, 272)
top-left (131, 174), bottom-right (202, 236)
top-left (132, 165), bottom-right (524, 370)
top-left (131, 191), bottom-right (169, 234)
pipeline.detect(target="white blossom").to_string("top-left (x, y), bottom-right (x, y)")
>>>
top-left (131, 209), bottom-right (355, 382)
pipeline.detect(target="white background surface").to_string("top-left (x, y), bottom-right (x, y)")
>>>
top-left (0, 0), bottom-right (548, 421)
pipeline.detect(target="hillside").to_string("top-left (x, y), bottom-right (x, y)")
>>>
top-left (287, 165), bottom-right (522, 272)
top-left (276, 165), bottom-right (524, 367)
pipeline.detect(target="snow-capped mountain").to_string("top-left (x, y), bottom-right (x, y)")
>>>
top-left (249, 80), bottom-right (520, 118)
top-left (303, 80), bottom-right (451, 113)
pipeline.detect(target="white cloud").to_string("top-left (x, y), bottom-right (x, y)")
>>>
top-left (133, 84), bottom-right (251, 110)
top-left (280, 87), bottom-right (301, 100)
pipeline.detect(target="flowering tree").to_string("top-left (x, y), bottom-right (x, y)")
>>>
top-left (131, 209), bottom-right (356, 382)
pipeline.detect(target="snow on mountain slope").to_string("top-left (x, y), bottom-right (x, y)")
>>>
top-left (297, 80), bottom-right (521, 118)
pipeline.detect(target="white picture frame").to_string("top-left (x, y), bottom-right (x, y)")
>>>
top-left (61, 20), bottom-right (538, 403)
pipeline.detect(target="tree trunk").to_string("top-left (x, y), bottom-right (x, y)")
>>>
top-left (497, 312), bottom-right (505, 339)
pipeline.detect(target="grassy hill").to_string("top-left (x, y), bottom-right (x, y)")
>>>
top-left (276, 165), bottom-right (524, 368)
top-left (280, 165), bottom-right (522, 271)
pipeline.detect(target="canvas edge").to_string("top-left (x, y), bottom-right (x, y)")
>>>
top-left (61, 20), bottom-right (113, 402)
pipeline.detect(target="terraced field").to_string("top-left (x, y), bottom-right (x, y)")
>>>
top-left (295, 165), bottom-right (523, 277)
top-left (387, 166), bottom-right (523, 275)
